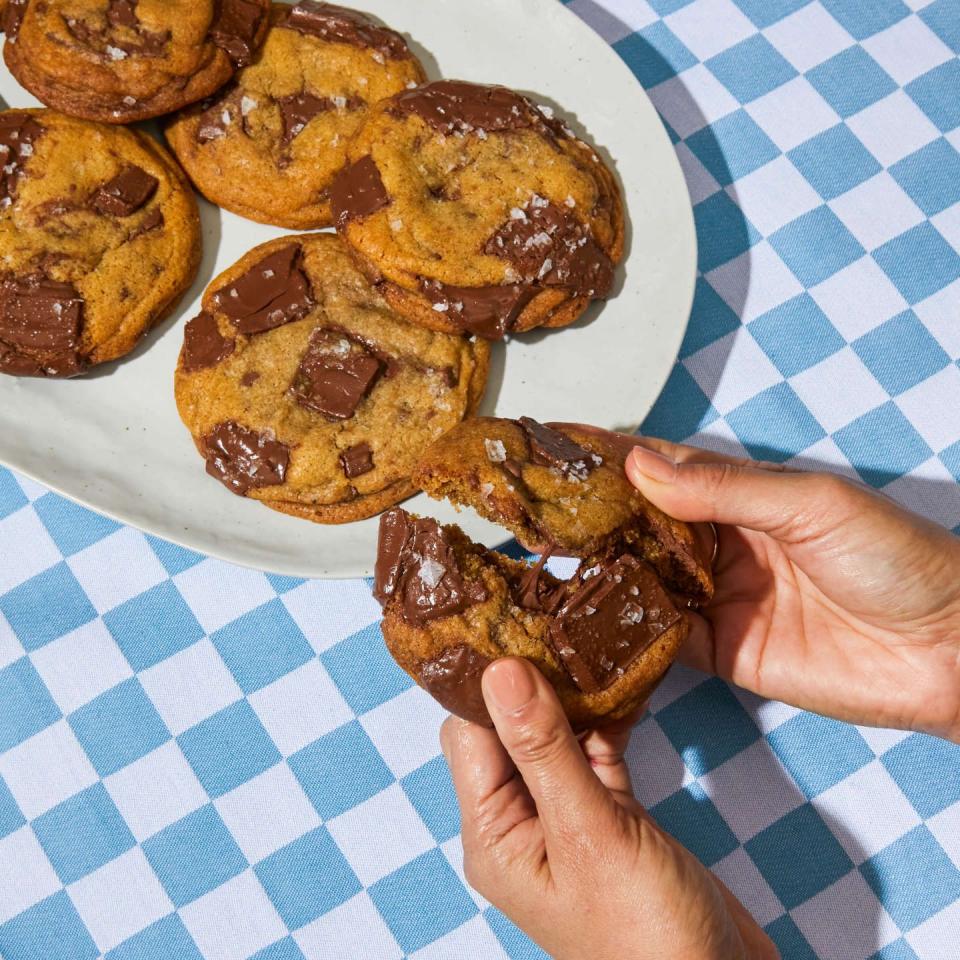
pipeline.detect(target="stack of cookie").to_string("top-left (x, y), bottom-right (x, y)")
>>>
top-left (0, 0), bottom-right (624, 525)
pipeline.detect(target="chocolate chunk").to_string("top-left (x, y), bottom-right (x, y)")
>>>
top-left (107, 0), bottom-right (139, 29)
top-left (374, 507), bottom-right (487, 624)
top-left (391, 81), bottom-right (541, 136)
top-left (277, 92), bottom-right (337, 148)
top-left (203, 421), bottom-right (290, 495)
top-left (519, 417), bottom-right (598, 481)
top-left (340, 442), bottom-right (374, 478)
top-left (289, 328), bottom-right (383, 419)
top-left (92, 165), bottom-right (159, 217)
top-left (4, 0), bottom-right (28, 39)
top-left (419, 280), bottom-right (537, 340)
top-left (281, 1), bottom-right (410, 59)
top-left (515, 543), bottom-right (560, 611)
top-left (182, 311), bottom-right (234, 372)
top-left (0, 113), bottom-right (44, 207)
top-left (213, 244), bottom-right (314, 334)
top-left (0, 276), bottom-right (85, 378)
top-left (329, 155), bottom-right (390, 228)
top-left (130, 207), bottom-right (164, 239)
top-left (240, 370), bottom-right (260, 387)
top-left (550, 555), bottom-right (681, 694)
top-left (484, 199), bottom-right (614, 298)
top-left (196, 90), bottom-right (240, 144)
top-left (210, 0), bottom-right (265, 67)
top-left (420, 645), bottom-right (493, 726)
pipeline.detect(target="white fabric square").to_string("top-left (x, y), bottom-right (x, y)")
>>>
top-left (295, 893), bottom-right (402, 960)
top-left (11, 471), bottom-right (48, 502)
top-left (68, 848), bottom-right (172, 953)
top-left (0, 508), bottom-right (61, 594)
top-left (683, 419), bottom-right (751, 460)
top-left (710, 848), bottom-right (784, 926)
top-left (904, 0), bottom-right (938, 8)
top-left (931, 203), bottom-right (960, 254)
top-left (862, 15), bottom-right (954, 86)
top-left (565, 0), bottom-right (637, 43)
top-left (783, 436), bottom-right (860, 480)
top-left (763, 3), bottom-right (854, 72)
top-left (412, 915), bottom-right (509, 960)
top-left (847, 90), bottom-right (940, 167)
top-left (0, 827), bottom-right (61, 924)
top-left (326, 784), bottom-right (435, 887)
top-left (0, 720), bottom-right (97, 820)
top-left (67, 528), bottom-right (167, 615)
top-left (172, 559), bottom-right (275, 634)
top-left (282, 579), bottom-right (383, 654)
top-left (727, 156), bottom-right (822, 237)
top-left (810, 257), bottom-right (909, 340)
top-left (180, 870), bottom-right (287, 960)
top-left (30, 619), bottom-right (133, 714)
top-left (648, 64), bottom-right (740, 139)
top-left (927, 803), bottom-right (960, 871)
top-left (907, 900), bottom-right (960, 958)
top-left (674, 142), bottom-right (723, 206)
top-left (884, 458), bottom-right (960, 531)
top-left (707, 242), bottom-right (805, 323)
top-left (648, 662), bottom-right (713, 714)
top-left (626, 716), bottom-right (693, 810)
top-left (139, 638), bottom-right (242, 737)
top-left (732, 690), bottom-right (798, 736)
top-left (897, 365), bottom-right (960, 454)
top-left (829, 172), bottom-right (925, 251)
top-left (248, 660), bottom-right (352, 757)
top-left (0, 613), bottom-right (25, 671)
top-left (746, 77), bottom-right (840, 152)
top-left (790, 348), bottom-right (889, 434)
top-left (915, 280), bottom-right (960, 359)
top-left (360, 686), bottom-right (447, 779)
top-left (664, 0), bottom-right (756, 61)
top-left (441, 837), bottom-right (489, 911)
top-left (215, 764), bottom-right (321, 864)
top-left (855, 726), bottom-right (913, 755)
top-left (104, 740), bottom-right (207, 842)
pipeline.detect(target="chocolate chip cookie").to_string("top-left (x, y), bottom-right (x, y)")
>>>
top-left (0, 108), bottom-right (201, 377)
top-left (174, 233), bottom-right (490, 523)
top-left (166, 3), bottom-right (425, 230)
top-left (3, 0), bottom-right (270, 123)
top-left (330, 80), bottom-right (624, 340)
top-left (375, 418), bottom-right (713, 730)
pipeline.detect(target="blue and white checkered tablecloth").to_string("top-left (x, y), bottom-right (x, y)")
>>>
top-left (1, 1), bottom-right (959, 958)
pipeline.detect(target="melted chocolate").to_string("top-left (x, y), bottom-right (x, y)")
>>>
top-left (519, 417), bottom-right (599, 481)
top-left (196, 89), bottom-right (244, 144)
top-left (213, 244), bottom-right (314, 334)
top-left (0, 113), bottom-right (44, 207)
top-left (182, 311), bottom-right (234, 372)
top-left (203, 421), bottom-right (289, 495)
top-left (4, 0), bottom-right (28, 39)
top-left (107, 0), bottom-right (138, 29)
top-left (420, 645), bottom-right (493, 726)
top-left (516, 543), bottom-right (559, 611)
top-left (419, 279), bottom-right (537, 340)
top-left (210, 0), bottom-right (265, 67)
top-left (92, 165), bottom-right (158, 217)
top-left (276, 92), bottom-right (363, 149)
top-left (280, 1), bottom-right (410, 59)
top-left (339, 441), bottom-right (374, 478)
top-left (130, 207), bottom-right (164, 238)
top-left (65, 0), bottom-right (170, 57)
top-left (390, 81), bottom-right (540, 135)
top-left (329, 155), bottom-right (390, 228)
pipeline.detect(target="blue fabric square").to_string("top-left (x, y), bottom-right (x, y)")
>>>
top-left (648, 0), bottom-right (697, 13)
top-left (142, 805), bottom-right (247, 907)
top-left (254, 828), bottom-right (361, 930)
top-left (874, 223), bottom-right (960, 303)
top-left (807, 47), bottom-right (898, 119)
top-left (289, 720), bottom-right (393, 820)
top-left (146, 535), bottom-right (203, 576)
top-left (706, 35), bottom-right (797, 103)
top-left (249, 938), bottom-right (308, 960)
top-left (764, 915), bottom-right (818, 960)
top-left (266, 574), bottom-right (307, 594)
top-left (693, 190), bottom-right (762, 273)
top-left (0, 658), bottom-right (60, 752)
top-left (211, 599), bottom-right (313, 694)
top-left (726, 383), bottom-right (827, 462)
top-left (734, 0), bottom-right (812, 28)
top-left (788, 124), bottom-right (882, 200)
top-left (749, 294), bottom-right (845, 377)
top-left (485, 907), bottom-right (550, 960)
top-left (401, 756), bottom-right (460, 843)
top-left (177, 700), bottom-right (281, 798)
top-left (941, 438), bottom-right (960, 483)
top-left (861, 825), bottom-right (960, 930)
top-left (0, 469), bottom-right (27, 520)
top-left (613, 24), bottom-right (697, 90)
top-left (870, 940), bottom-right (921, 960)
top-left (320, 623), bottom-right (412, 715)
top-left (655, 678), bottom-right (760, 776)
top-left (921, 0), bottom-right (960, 53)
top-left (767, 714), bottom-right (873, 798)
top-left (680, 278), bottom-right (741, 359)
top-left (641, 364), bottom-right (718, 443)
top-left (0, 892), bottom-right (98, 960)
top-left (106, 915), bottom-right (204, 960)
top-left (32, 494), bottom-right (121, 557)
top-left (746, 804), bottom-right (853, 909)
top-left (770, 206), bottom-right (865, 287)
top-left (819, 0), bottom-right (910, 40)
top-left (891, 138), bottom-right (960, 216)
top-left (906, 60), bottom-right (960, 133)
top-left (834, 402), bottom-right (933, 487)
top-left (852, 311), bottom-right (950, 396)
top-left (686, 110), bottom-right (779, 186)
top-left (0, 561), bottom-right (97, 651)
top-left (650, 783), bottom-right (739, 866)
top-left (369, 848), bottom-right (478, 954)
top-left (69, 678), bottom-right (170, 777)
top-left (32, 783), bottom-right (135, 884)
top-left (0, 776), bottom-right (25, 839)
top-left (881, 734), bottom-right (960, 818)
top-left (104, 580), bottom-right (204, 671)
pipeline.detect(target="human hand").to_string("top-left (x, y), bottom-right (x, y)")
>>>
top-left (441, 657), bottom-right (779, 960)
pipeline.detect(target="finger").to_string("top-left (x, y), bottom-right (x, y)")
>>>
top-left (440, 715), bottom-right (516, 814)
top-left (675, 610), bottom-right (716, 677)
top-left (579, 706), bottom-right (644, 796)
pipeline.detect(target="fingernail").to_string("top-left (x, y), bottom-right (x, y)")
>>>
top-left (483, 659), bottom-right (537, 715)
top-left (629, 445), bottom-right (677, 483)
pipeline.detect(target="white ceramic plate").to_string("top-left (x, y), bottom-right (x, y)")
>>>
top-left (0, 0), bottom-right (696, 578)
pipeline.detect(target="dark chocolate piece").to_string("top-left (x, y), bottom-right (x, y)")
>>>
top-left (182, 311), bottom-right (234, 372)
top-left (281, 1), bottom-right (410, 59)
top-left (213, 244), bottom-right (314, 334)
top-left (0, 113), bottom-right (44, 208)
top-left (391, 81), bottom-right (540, 136)
top-left (518, 417), bottom-right (599, 481)
top-left (196, 90), bottom-right (241, 144)
top-left (203, 421), bottom-right (290, 495)
top-left (329, 155), bottom-right (390, 228)
top-left (107, 0), bottom-right (138, 29)
top-left (516, 543), bottom-right (559, 611)
top-left (420, 645), bottom-right (493, 726)
top-left (550, 555), bottom-right (680, 694)
top-left (276, 92), bottom-right (362, 149)
top-left (419, 279), bottom-right (537, 340)
top-left (340, 442), bottom-right (374, 478)
top-left (240, 370), bottom-right (260, 387)
top-left (4, 0), bottom-right (28, 39)
top-left (129, 207), bottom-right (164, 238)
top-left (210, 0), bottom-right (264, 67)
top-left (92, 165), bottom-right (158, 217)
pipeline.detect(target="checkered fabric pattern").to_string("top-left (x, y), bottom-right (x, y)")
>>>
top-left (1, 1), bottom-right (959, 957)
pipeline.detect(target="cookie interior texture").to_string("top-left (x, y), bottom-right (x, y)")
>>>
top-left (377, 419), bottom-right (714, 730)
top-left (174, 233), bottom-right (490, 523)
